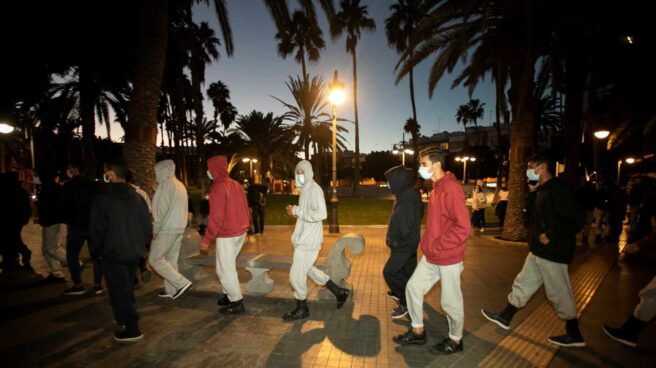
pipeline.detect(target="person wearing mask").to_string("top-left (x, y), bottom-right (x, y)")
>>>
top-left (282, 160), bottom-right (349, 321)
top-left (150, 160), bottom-right (192, 299)
top-left (247, 177), bottom-right (269, 235)
top-left (495, 184), bottom-right (509, 227)
top-left (383, 165), bottom-right (422, 320)
top-left (89, 161), bottom-right (152, 342)
top-left (37, 172), bottom-right (68, 282)
top-left (471, 185), bottom-right (487, 232)
top-left (482, 150), bottom-right (586, 347)
top-left (125, 169), bottom-right (152, 286)
top-left (200, 155), bottom-right (251, 314)
top-left (393, 148), bottom-right (471, 355)
top-left (61, 164), bottom-right (102, 295)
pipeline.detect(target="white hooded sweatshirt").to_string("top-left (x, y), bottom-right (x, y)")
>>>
top-left (291, 160), bottom-right (327, 250)
top-left (152, 160), bottom-right (188, 235)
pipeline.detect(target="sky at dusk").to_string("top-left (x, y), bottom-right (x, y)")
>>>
top-left (100, 0), bottom-right (497, 153)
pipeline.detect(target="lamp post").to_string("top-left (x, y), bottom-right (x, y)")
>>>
top-left (0, 122), bottom-right (17, 172)
top-left (242, 157), bottom-right (258, 178)
top-left (455, 155), bottom-right (476, 183)
top-left (327, 70), bottom-right (345, 234)
top-left (392, 146), bottom-right (414, 166)
top-left (618, 157), bottom-right (636, 185)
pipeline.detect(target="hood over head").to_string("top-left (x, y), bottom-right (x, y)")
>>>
top-left (207, 155), bottom-right (228, 182)
top-left (385, 165), bottom-right (414, 195)
top-left (295, 160), bottom-right (314, 184)
top-left (154, 160), bottom-right (176, 184)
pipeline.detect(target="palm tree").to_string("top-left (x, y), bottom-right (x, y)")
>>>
top-left (403, 117), bottom-right (421, 163)
top-left (330, 0), bottom-right (375, 196)
top-left (207, 81), bottom-right (237, 129)
top-left (275, 10), bottom-right (326, 81)
top-left (264, 0), bottom-right (335, 36)
top-left (385, 0), bottom-right (428, 123)
top-left (466, 99), bottom-right (485, 127)
top-left (124, 0), bottom-right (233, 193)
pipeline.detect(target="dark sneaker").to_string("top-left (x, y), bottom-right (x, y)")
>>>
top-left (93, 285), bottom-right (104, 295)
top-left (387, 291), bottom-right (400, 302)
top-left (603, 325), bottom-right (637, 347)
top-left (335, 288), bottom-right (349, 309)
top-left (219, 300), bottom-right (245, 315)
top-left (171, 281), bottom-right (192, 299)
top-left (430, 338), bottom-right (464, 355)
top-left (41, 274), bottom-right (66, 284)
top-left (393, 330), bottom-right (427, 346)
top-left (283, 307), bottom-right (310, 321)
top-left (391, 305), bottom-right (408, 319)
top-left (158, 291), bottom-right (172, 298)
top-left (481, 309), bottom-right (511, 330)
top-left (217, 294), bottom-right (230, 307)
top-left (548, 333), bottom-right (586, 347)
top-left (114, 329), bottom-right (143, 342)
top-left (141, 270), bottom-right (151, 283)
top-left (63, 286), bottom-right (86, 295)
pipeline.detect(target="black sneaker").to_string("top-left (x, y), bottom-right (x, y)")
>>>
top-left (63, 286), bottom-right (86, 295)
top-left (93, 285), bottom-right (104, 295)
top-left (391, 305), bottom-right (408, 319)
top-left (141, 270), bottom-right (151, 283)
top-left (171, 281), bottom-right (192, 299)
top-left (158, 291), bottom-right (172, 298)
top-left (217, 294), bottom-right (230, 307)
top-left (603, 325), bottom-right (637, 347)
top-left (548, 333), bottom-right (586, 347)
top-left (393, 330), bottom-right (427, 346)
top-left (430, 338), bottom-right (464, 355)
top-left (282, 307), bottom-right (310, 321)
top-left (219, 300), bottom-right (245, 315)
top-left (387, 291), bottom-right (400, 302)
top-left (481, 309), bottom-right (511, 330)
top-left (41, 274), bottom-right (66, 284)
top-left (114, 329), bottom-right (143, 342)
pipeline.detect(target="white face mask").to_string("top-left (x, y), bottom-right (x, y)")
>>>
top-left (526, 168), bottom-right (540, 181)
top-left (103, 174), bottom-right (110, 183)
top-left (295, 174), bottom-right (305, 187)
top-left (418, 166), bottom-right (433, 180)
top-left (207, 170), bottom-right (213, 180)
top-left (66, 170), bottom-right (73, 179)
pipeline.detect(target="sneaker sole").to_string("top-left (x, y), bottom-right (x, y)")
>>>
top-left (95, 290), bottom-right (104, 295)
top-left (481, 309), bottom-right (510, 330)
top-left (603, 327), bottom-right (637, 347)
top-left (172, 282), bottom-right (192, 300)
top-left (387, 294), bottom-right (400, 302)
top-left (64, 290), bottom-right (87, 296)
top-left (547, 338), bottom-right (586, 347)
top-left (158, 294), bottom-right (173, 298)
top-left (391, 311), bottom-right (408, 319)
top-left (393, 339), bottom-right (427, 346)
top-left (114, 334), bottom-right (144, 342)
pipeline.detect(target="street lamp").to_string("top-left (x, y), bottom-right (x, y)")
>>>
top-left (0, 122), bottom-right (15, 134)
top-left (392, 146), bottom-right (414, 165)
top-left (593, 130), bottom-right (610, 139)
top-left (455, 155), bottom-right (476, 183)
top-left (328, 70), bottom-right (345, 234)
top-left (617, 157), bottom-right (636, 185)
top-left (242, 157), bottom-right (258, 178)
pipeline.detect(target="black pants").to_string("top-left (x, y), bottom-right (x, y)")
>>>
top-left (251, 205), bottom-right (265, 234)
top-left (66, 227), bottom-right (103, 285)
top-left (471, 209), bottom-right (486, 228)
top-left (495, 201), bottom-right (508, 226)
top-left (103, 258), bottom-right (139, 328)
top-left (0, 225), bottom-right (26, 267)
top-left (383, 251), bottom-right (417, 306)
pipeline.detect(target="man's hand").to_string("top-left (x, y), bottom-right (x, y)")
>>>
top-left (286, 205), bottom-right (294, 217)
top-left (200, 240), bottom-right (210, 252)
top-left (539, 233), bottom-right (550, 245)
top-left (623, 243), bottom-right (640, 255)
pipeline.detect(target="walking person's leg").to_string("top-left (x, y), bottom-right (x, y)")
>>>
top-left (64, 227), bottom-right (86, 293)
top-left (149, 234), bottom-right (191, 298)
top-left (257, 205), bottom-right (265, 234)
top-left (604, 276), bottom-right (656, 347)
top-left (252, 205), bottom-right (261, 234)
top-left (42, 224), bottom-right (65, 278)
top-left (104, 259), bottom-right (142, 341)
top-left (431, 262), bottom-right (465, 354)
top-left (285, 248), bottom-right (317, 321)
top-left (384, 251), bottom-right (415, 318)
top-left (216, 233), bottom-right (246, 313)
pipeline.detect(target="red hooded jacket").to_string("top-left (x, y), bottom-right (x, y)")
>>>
top-left (203, 155), bottom-right (250, 242)
top-left (420, 172), bottom-right (472, 265)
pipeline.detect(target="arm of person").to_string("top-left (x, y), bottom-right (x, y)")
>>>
top-left (88, 196), bottom-right (108, 258)
top-left (545, 184), bottom-right (586, 241)
top-left (201, 189), bottom-right (224, 249)
top-left (398, 190), bottom-right (420, 242)
top-left (292, 186), bottom-right (327, 223)
top-left (152, 182), bottom-right (174, 235)
top-left (444, 186), bottom-right (473, 244)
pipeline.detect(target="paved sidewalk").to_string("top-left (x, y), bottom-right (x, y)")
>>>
top-left (0, 224), bottom-right (654, 367)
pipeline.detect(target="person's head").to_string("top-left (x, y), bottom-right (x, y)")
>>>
top-left (66, 163), bottom-right (81, 178)
top-left (527, 150), bottom-right (554, 184)
top-left (418, 147), bottom-right (446, 181)
top-left (104, 160), bottom-right (128, 183)
top-left (294, 160), bottom-right (314, 188)
top-left (125, 169), bottom-right (136, 185)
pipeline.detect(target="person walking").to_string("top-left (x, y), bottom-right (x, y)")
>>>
top-left (37, 172), bottom-right (68, 282)
top-left (383, 165), bottom-right (422, 320)
top-left (393, 148), bottom-right (471, 355)
top-left (481, 150), bottom-right (586, 347)
top-left (149, 160), bottom-right (192, 299)
top-left (126, 169), bottom-right (152, 286)
top-left (200, 155), bottom-right (251, 314)
top-left (471, 184), bottom-right (487, 232)
top-left (495, 184), bottom-right (509, 227)
top-left (282, 160), bottom-right (349, 321)
top-left (89, 161), bottom-right (152, 342)
top-left (247, 177), bottom-right (268, 235)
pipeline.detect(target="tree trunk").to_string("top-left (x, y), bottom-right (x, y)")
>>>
top-left (562, 56), bottom-right (585, 187)
top-left (192, 72), bottom-right (206, 191)
top-left (409, 67), bottom-right (417, 122)
top-left (495, 67), bottom-right (504, 190)
top-left (301, 51), bottom-right (308, 83)
top-left (123, 0), bottom-right (168, 196)
top-left (78, 65), bottom-right (96, 173)
top-left (352, 50), bottom-right (361, 196)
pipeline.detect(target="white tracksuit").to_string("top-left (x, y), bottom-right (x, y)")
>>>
top-left (290, 160), bottom-right (330, 300)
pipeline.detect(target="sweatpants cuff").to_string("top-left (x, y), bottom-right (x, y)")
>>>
top-left (448, 332), bottom-right (463, 341)
top-left (411, 322), bottom-right (424, 329)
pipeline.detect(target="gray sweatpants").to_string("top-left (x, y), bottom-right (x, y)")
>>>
top-left (290, 248), bottom-right (330, 300)
top-left (216, 233), bottom-right (247, 302)
top-left (635, 275), bottom-right (656, 322)
top-left (406, 256), bottom-right (465, 341)
top-left (149, 233), bottom-right (190, 295)
top-left (508, 253), bottom-right (577, 320)
top-left (41, 224), bottom-right (67, 277)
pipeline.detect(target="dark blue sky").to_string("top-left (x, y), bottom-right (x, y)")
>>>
top-left (194, 0), bottom-right (496, 153)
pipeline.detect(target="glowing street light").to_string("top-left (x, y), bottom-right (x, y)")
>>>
top-left (617, 157), bottom-right (636, 185)
top-left (392, 146), bottom-right (414, 165)
top-left (594, 130), bottom-right (610, 139)
top-left (328, 70), bottom-right (345, 234)
top-left (242, 157), bottom-right (258, 178)
top-left (625, 157), bottom-right (636, 164)
top-left (0, 122), bottom-right (15, 134)
top-left (455, 155), bottom-right (476, 183)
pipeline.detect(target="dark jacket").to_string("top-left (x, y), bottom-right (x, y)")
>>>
top-left (38, 181), bottom-right (65, 226)
top-left (0, 172), bottom-right (31, 230)
top-left (61, 174), bottom-right (98, 230)
top-left (385, 166), bottom-right (422, 253)
top-left (89, 183), bottom-right (152, 261)
top-left (247, 184), bottom-right (268, 207)
top-left (527, 178), bottom-right (585, 264)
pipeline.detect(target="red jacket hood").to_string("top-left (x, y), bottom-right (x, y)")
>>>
top-left (208, 155), bottom-right (228, 182)
top-left (433, 171), bottom-right (458, 190)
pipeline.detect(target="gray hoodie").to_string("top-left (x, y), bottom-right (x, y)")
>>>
top-left (291, 160), bottom-right (327, 250)
top-left (152, 160), bottom-right (188, 235)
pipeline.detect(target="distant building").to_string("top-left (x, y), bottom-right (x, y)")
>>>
top-left (417, 123), bottom-right (511, 153)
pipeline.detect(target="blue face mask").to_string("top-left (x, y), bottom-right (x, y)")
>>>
top-left (526, 169), bottom-right (540, 181)
top-left (295, 174), bottom-right (305, 187)
top-left (207, 170), bottom-right (213, 180)
top-left (418, 166), bottom-right (433, 180)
